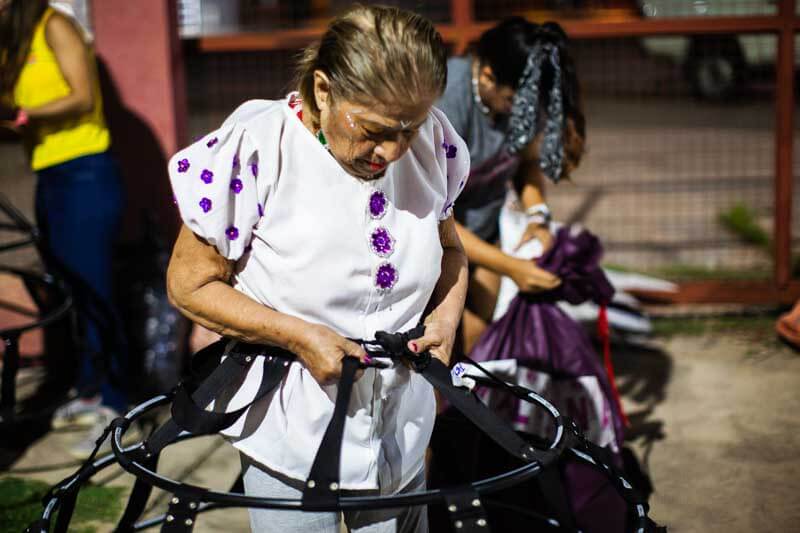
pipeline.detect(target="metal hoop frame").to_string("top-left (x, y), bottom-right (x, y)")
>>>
top-left (31, 359), bottom-right (653, 533)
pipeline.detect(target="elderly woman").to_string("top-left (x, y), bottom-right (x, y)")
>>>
top-left (166, 6), bottom-right (468, 533)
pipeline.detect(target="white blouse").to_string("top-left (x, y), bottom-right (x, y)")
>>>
top-left (168, 94), bottom-right (469, 492)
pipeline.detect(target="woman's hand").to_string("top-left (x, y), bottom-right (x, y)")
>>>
top-left (291, 323), bottom-right (368, 385)
top-left (515, 222), bottom-right (554, 253)
top-left (407, 318), bottom-right (458, 367)
top-left (504, 256), bottom-right (561, 294)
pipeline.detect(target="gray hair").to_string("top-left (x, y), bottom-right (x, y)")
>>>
top-left (295, 4), bottom-right (447, 123)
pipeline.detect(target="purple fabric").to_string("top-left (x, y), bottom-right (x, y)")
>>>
top-left (469, 225), bottom-right (624, 449)
top-left (566, 461), bottom-right (629, 533)
top-left (469, 225), bottom-right (629, 531)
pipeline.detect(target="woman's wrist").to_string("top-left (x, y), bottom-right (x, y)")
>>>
top-left (524, 202), bottom-right (551, 226)
top-left (423, 312), bottom-right (458, 334)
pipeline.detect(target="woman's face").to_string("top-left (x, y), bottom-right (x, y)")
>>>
top-left (313, 71), bottom-right (432, 180)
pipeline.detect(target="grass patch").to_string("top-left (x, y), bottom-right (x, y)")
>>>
top-left (652, 314), bottom-right (778, 339)
top-left (0, 477), bottom-right (125, 533)
top-left (718, 203), bottom-right (771, 248)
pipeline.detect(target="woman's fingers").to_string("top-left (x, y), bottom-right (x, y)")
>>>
top-left (341, 337), bottom-right (368, 360)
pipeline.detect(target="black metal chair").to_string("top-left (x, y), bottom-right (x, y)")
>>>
top-left (0, 192), bottom-right (75, 428)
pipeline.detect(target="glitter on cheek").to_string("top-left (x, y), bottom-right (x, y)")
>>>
top-left (344, 111), bottom-right (357, 131)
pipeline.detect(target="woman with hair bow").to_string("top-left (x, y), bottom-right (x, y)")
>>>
top-left (436, 18), bottom-right (587, 352)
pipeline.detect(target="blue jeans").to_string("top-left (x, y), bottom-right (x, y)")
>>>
top-left (36, 151), bottom-right (127, 412)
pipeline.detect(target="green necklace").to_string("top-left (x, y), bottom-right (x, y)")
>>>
top-left (316, 129), bottom-right (328, 147)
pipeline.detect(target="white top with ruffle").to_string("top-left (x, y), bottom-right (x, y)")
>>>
top-left (168, 94), bottom-right (469, 492)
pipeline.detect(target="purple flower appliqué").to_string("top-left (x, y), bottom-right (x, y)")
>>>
top-left (200, 169), bottom-right (214, 184)
top-left (206, 137), bottom-right (219, 148)
top-left (442, 141), bottom-right (457, 159)
top-left (199, 197), bottom-right (212, 213)
top-left (230, 178), bottom-right (243, 194)
top-left (225, 226), bottom-right (239, 240)
top-left (177, 158), bottom-right (190, 173)
top-left (257, 203), bottom-right (264, 217)
top-left (375, 262), bottom-right (398, 292)
top-left (251, 162), bottom-right (258, 178)
top-left (370, 227), bottom-right (394, 257)
top-left (368, 191), bottom-right (387, 219)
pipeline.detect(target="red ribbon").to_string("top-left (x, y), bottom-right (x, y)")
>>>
top-left (597, 305), bottom-right (629, 427)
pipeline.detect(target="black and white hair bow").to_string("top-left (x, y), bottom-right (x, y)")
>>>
top-left (506, 43), bottom-right (565, 184)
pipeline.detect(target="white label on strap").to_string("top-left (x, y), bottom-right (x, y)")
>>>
top-left (451, 362), bottom-right (467, 387)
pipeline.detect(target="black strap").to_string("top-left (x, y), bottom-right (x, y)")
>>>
top-left (442, 485), bottom-right (490, 532)
top-left (147, 344), bottom-right (292, 454)
top-left (115, 451), bottom-right (160, 532)
top-left (1, 333), bottom-right (20, 418)
top-left (52, 490), bottom-right (78, 533)
top-left (301, 356), bottom-right (361, 511)
top-left (534, 464), bottom-right (576, 531)
top-left (161, 494), bottom-right (199, 533)
top-left (421, 357), bottom-right (556, 465)
top-left (49, 418), bottom-right (123, 533)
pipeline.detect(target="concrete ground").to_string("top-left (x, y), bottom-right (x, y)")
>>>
top-left (3, 317), bottom-right (799, 532)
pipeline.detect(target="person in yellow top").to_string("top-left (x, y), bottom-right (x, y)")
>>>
top-left (1, 0), bottom-right (128, 457)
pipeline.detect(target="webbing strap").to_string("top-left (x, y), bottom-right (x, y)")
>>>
top-left (534, 465), bottom-right (576, 531)
top-left (420, 357), bottom-right (556, 466)
top-left (115, 451), bottom-right (160, 532)
top-left (147, 345), bottom-right (292, 455)
top-left (160, 495), bottom-right (199, 533)
top-left (301, 356), bottom-right (361, 511)
top-left (442, 485), bottom-right (490, 532)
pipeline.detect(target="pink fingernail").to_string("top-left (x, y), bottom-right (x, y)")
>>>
top-left (364, 355), bottom-right (372, 363)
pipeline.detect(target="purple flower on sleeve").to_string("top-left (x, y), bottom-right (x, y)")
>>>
top-left (230, 179), bottom-right (243, 194)
top-left (442, 141), bottom-right (457, 159)
top-left (225, 226), bottom-right (239, 240)
top-left (374, 262), bottom-right (398, 292)
top-left (199, 197), bottom-right (212, 213)
top-left (206, 137), bottom-right (219, 148)
top-left (200, 169), bottom-right (214, 184)
top-left (368, 191), bottom-right (387, 219)
top-left (177, 158), bottom-right (190, 173)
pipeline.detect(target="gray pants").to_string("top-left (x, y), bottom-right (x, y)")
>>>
top-left (241, 455), bottom-right (429, 533)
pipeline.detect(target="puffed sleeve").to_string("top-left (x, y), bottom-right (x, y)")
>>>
top-left (430, 106), bottom-right (470, 221)
top-left (168, 110), bottom-right (274, 261)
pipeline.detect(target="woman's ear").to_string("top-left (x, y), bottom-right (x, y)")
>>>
top-left (313, 70), bottom-right (332, 113)
top-left (479, 64), bottom-right (496, 87)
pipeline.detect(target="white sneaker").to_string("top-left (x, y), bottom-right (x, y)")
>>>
top-left (68, 406), bottom-right (139, 460)
top-left (51, 395), bottom-right (102, 429)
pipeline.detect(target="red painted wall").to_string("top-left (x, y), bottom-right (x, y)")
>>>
top-left (91, 0), bottom-right (186, 242)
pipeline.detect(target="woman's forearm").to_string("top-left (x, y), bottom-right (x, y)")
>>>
top-left (167, 226), bottom-right (310, 353)
top-left (426, 218), bottom-right (469, 328)
top-left (454, 220), bottom-right (513, 276)
top-left (23, 92), bottom-right (93, 121)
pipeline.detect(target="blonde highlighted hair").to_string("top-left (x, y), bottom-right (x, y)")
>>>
top-left (295, 4), bottom-right (447, 123)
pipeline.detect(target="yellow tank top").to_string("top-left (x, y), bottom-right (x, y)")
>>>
top-left (12, 8), bottom-right (110, 171)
